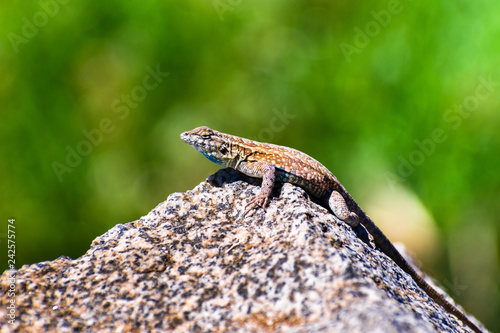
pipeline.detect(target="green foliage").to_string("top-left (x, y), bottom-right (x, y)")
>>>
top-left (1, 0), bottom-right (499, 329)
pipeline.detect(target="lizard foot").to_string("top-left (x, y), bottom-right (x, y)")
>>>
top-left (244, 195), bottom-right (269, 217)
top-left (353, 224), bottom-right (372, 246)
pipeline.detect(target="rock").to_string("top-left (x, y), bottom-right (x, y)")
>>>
top-left (0, 168), bottom-right (482, 332)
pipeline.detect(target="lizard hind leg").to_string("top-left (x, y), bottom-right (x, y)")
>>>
top-left (329, 191), bottom-right (371, 245)
top-left (329, 191), bottom-right (359, 227)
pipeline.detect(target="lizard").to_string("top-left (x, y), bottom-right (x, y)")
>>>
top-left (180, 126), bottom-right (482, 333)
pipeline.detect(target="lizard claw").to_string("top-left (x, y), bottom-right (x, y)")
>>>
top-left (244, 195), bottom-right (269, 217)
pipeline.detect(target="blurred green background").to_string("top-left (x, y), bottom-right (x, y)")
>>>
top-left (1, 0), bottom-right (499, 330)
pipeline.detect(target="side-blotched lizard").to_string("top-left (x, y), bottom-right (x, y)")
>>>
top-left (181, 126), bottom-right (482, 333)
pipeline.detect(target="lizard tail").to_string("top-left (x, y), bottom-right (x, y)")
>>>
top-left (358, 213), bottom-right (482, 333)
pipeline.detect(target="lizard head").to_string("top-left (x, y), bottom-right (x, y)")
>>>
top-left (180, 126), bottom-right (238, 167)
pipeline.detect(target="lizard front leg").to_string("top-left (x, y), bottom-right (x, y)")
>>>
top-left (329, 191), bottom-right (372, 245)
top-left (244, 163), bottom-right (276, 216)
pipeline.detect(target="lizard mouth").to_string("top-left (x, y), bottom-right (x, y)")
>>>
top-left (180, 132), bottom-right (192, 144)
top-left (180, 131), bottom-right (204, 151)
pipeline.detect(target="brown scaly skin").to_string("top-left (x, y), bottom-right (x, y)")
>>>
top-left (181, 126), bottom-right (483, 333)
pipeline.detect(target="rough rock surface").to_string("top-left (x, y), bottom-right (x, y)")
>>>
top-left (0, 168), bottom-right (483, 332)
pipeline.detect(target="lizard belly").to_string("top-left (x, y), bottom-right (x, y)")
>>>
top-left (276, 169), bottom-right (330, 199)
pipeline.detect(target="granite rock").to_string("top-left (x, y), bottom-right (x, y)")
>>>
top-left (0, 168), bottom-right (483, 332)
